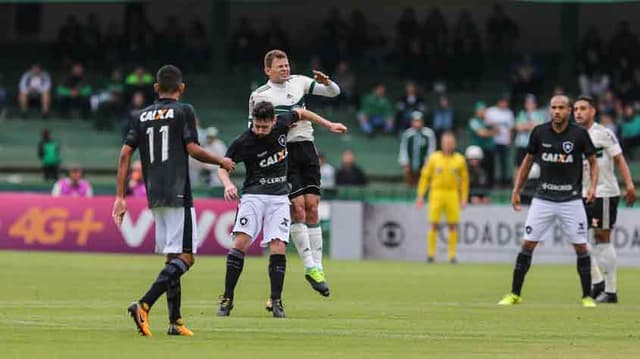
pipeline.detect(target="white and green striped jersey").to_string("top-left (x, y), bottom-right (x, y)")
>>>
top-left (249, 75), bottom-right (340, 143)
top-left (582, 122), bottom-right (622, 198)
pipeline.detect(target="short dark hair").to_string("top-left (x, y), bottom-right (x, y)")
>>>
top-left (156, 65), bottom-right (182, 93)
top-left (575, 95), bottom-right (595, 108)
top-left (252, 101), bottom-right (275, 120)
top-left (264, 49), bottom-right (287, 68)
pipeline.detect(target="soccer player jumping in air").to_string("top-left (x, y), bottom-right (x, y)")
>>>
top-left (249, 50), bottom-right (340, 298)
top-left (217, 101), bottom-right (346, 318)
top-left (498, 95), bottom-right (599, 308)
top-left (113, 65), bottom-right (234, 336)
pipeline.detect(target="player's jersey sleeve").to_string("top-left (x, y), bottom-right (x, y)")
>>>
top-left (276, 111), bottom-right (301, 128)
top-left (183, 105), bottom-right (199, 145)
top-left (581, 128), bottom-right (596, 157)
top-left (124, 113), bottom-right (139, 149)
top-left (526, 125), bottom-right (540, 154)
top-left (603, 128), bottom-right (623, 157)
top-left (225, 137), bottom-right (243, 163)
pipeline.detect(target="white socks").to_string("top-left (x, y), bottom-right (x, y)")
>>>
top-left (590, 246), bottom-right (604, 284)
top-left (598, 243), bottom-right (617, 293)
top-left (308, 225), bottom-right (323, 271)
top-left (290, 223), bottom-right (315, 268)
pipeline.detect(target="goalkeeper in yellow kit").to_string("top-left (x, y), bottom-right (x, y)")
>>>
top-left (416, 132), bottom-right (469, 263)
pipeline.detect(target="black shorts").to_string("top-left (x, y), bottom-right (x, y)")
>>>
top-left (583, 196), bottom-right (619, 230)
top-left (287, 141), bottom-right (321, 198)
top-left (515, 148), bottom-right (528, 166)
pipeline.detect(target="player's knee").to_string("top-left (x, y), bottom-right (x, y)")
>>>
top-left (178, 253), bottom-right (195, 267)
top-left (269, 239), bottom-right (287, 255)
top-left (594, 230), bottom-right (610, 244)
top-left (521, 240), bottom-right (537, 253)
top-left (447, 223), bottom-right (458, 232)
top-left (232, 233), bottom-right (252, 252)
top-left (574, 243), bottom-right (589, 255)
top-left (291, 202), bottom-right (306, 222)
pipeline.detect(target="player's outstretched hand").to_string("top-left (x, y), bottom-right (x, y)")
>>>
top-left (624, 185), bottom-right (636, 206)
top-left (112, 197), bottom-right (127, 226)
top-left (220, 157), bottom-right (235, 172)
top-left (511, 191), bottom-right (521, 212)
top-left (312, 70), bottom-right (330, 85)
top-left (329, 122), bottom-right (348, 134)
top-left (415, 197), bottom-right (424, 208)
top-left (224, 185), bottom-right (239, 201)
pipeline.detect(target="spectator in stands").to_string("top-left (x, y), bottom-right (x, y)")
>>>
top-left (358, 83), bottom-right (394, 135)
top-left (229, 17), bottom-right (258, 71)
top-left (188, 117), bottom-right (209, 186)
top-left (579, 68), bottom-right (610, 99)
top-left (319, 8), bottom-right (348, 71)
top-left (51, 165), bottom-right (93, 197)
top-left (185, 19), bottom-right (210, 71)
top-left (103, 23), bottom-right (124, 67)
top-left (600, 111), bottom-right (618, 136)
top-left (485, 95), bottom-right (514, 185)
top-left (38, 129), bottom-right (60, 181)
top-left (509, 53), bottom-right (543, 104)
top-left (452, 10), bottom-right (483, 90)
top-left (202, 127), bottom-right (228, 187)
top-left (421, 8), bottom-right (449, 82)
top-left (91, 69), bottom-right (125, 128)
top-left (336, 149), bottom-right (368, 186)
top-left (56, 16), bottom-right (83, 67)
top-left (468, 101), bottom-right (496, 188)
top-left (613, 57), bottom-right (635, 101)
top-left (465, 145), bottom-right (490, 204)
top-left (599, 89), bottom-right (618, 117)
top-left (120, 91), bottom-right (146, 140)
top-left (398, 111), bottom-right (436, 187)
top-left (395, 8), bottom-right (421, 78)
top-left (486, 3), bottom-right (519, 55)
top-left (608, 21), bottom-right (639, 63)
top-left (125, 66), bottom-right (154, 104)
top-left (57, 63), bottom-right (92, 119)
top-left (363, 24), bottom-right (388, 73)
top-left (126, 160), bottom-right (146, 198)
top-left (319, 153), bottom-right (336, 190)
top-left (619, 103), bottom-right (640, 158)
top-left (395, 81), bottom-right (426, 131)
top-left (18, 64), bottom-right (52, 118)
top-left (432, 95), bottom-right (454, 142)
top-left (333, 61), bottom-right (356, 109)
top-left (514, 94), bottom-right (546, 174)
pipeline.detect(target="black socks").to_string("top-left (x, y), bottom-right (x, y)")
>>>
top-left (166, 278), bottom-right (181, 324)
top-left (577, 253), bottom-right (592, 298)
top-left (269, 254), bottom-right (287, 300)
top-left (511, 248), bottom-right (533, 296)
top-left (141, 257), bottom-right (189, 309)
top-left (224, 249), bottom-right (245, 299)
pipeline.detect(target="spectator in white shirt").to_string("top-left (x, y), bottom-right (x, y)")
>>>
top-left (202, 127), bottom-right (228, 187)
top-left (18, 64), bottom-right (51, 118)
top-left (319, 153), bottom-right (336, 189)
top-left (485, 95), bottom-right (514, 185)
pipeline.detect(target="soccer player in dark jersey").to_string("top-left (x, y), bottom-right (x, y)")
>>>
top-left (216, 101), bottom-right (346, 318)
top-left (112, 65), bottom-right (235, 336)
top-left (498, 95), bottom-right (600, 308)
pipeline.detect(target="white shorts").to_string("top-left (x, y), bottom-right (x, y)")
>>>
top-left (232, 194), bottom-right (290, 247)
top-left (524, 198), bottom-right (588, 244)
top-left (152, 207), bottom-right (198, 254)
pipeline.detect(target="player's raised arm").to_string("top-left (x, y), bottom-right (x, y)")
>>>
top-left (295, 109), bottom-right (347, 133)
top-left (113, 144), bottom-right (134, 226)
top-left (309, 71), bottom-right (341, 97)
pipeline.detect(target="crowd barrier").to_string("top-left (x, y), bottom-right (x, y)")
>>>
top-left (0, 193), bottom-right (262, 255)
top-left (331, 202), bottom-right (640, 266)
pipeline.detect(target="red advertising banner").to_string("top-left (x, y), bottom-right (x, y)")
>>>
top-left (0, 193), bottom-right (262, 255)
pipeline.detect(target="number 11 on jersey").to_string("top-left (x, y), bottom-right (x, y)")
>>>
top-left (146, 125), bottom-right (169, 163)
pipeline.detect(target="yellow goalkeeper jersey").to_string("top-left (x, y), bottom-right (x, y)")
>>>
top-left (417, 151), bottom-right (469, 200)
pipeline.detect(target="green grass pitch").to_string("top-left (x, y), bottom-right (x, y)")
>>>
top-left (1, 250), bottom-right (639, 358)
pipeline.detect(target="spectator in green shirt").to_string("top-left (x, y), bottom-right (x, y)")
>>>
top-left (620, 103), bottom-right (640, 158)
top-left (468, 101), bottom-right (497, 188)
top-left (125, 66), bottom-right (154, 104)
top-left (57, 63), bottom-right (92, 118)
top-left (514, 94), bottom-right (546, 174)
top-left (38, 129), bottom-right (60, 181)
top-left (358, 83), bottom-right (394, 135)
